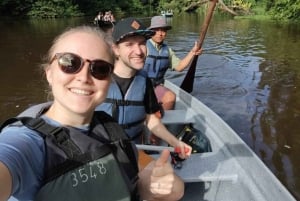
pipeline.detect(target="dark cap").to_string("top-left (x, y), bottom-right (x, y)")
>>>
top-left (112, 17), bottom-right (155, 43)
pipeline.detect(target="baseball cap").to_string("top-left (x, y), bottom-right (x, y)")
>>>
top-left (112, 17), bottom-right (155, 43)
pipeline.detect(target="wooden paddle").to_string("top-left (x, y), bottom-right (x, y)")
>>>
top-left (180, 0), bottom-right (218, 93)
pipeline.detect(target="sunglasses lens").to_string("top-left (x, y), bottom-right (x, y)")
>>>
top-left (54, 53), bottom-right (112, 80)
top-left (91, 61), bottom-right (112, 80)
top-left (58, 53), bottom-right (82, 74)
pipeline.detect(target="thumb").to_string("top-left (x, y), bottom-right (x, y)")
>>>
top-left (155, 149), bottom-right (170, 167)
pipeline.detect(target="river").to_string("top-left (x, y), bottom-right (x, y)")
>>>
top-left (0, 13), bottom-right (300, 199)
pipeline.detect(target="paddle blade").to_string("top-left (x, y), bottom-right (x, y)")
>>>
top-left (180, 55), bottom-right (199, 93)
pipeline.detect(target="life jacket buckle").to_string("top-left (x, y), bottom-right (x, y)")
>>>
top-left (51, 127), bottom-right (70, 144)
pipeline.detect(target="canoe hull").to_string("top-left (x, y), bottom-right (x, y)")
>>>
top-left (94, 20), bottom-right (114, 28)
top-left (162, 80), bottom-right (296, 201)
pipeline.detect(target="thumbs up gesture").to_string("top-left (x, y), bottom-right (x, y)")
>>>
top-left (138, 150), bottom-right (184, 201)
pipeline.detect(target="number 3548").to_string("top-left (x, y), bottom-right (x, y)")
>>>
top-left (71, 161), bottom-right (107, 187)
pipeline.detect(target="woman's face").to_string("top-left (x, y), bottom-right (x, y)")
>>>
top-left (46, 32), bottom-right (113, 116)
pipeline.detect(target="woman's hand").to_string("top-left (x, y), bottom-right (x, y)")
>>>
top-left (138, 150), bottom-right (184, 201)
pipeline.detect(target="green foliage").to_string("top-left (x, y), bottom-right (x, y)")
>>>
top-left (0, 0), bottom-right (300, 21)
top-left (232, 0), bottom-right (252, 11)
top-left (0, 0), bottom-right (145, 18)
top-left (27, 0), bottom-right (83, 18)
top-left (75, 0), bottom-right (116, 16)
top-left (157, 0), bottom-right (198, 13)
top-left (268, 0), bottom-right (300, 21)
top-left (0, 0), bottom-right (33, 16)
top-left (77, 0), bottom-right (145, 16)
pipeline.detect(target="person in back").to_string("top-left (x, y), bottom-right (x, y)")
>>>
top-left (95, 17), bottom-right (192, 159)
top-left (144, 15), bottom-right (203, 110)
top-left (0, 25), bottom-right (184, 201)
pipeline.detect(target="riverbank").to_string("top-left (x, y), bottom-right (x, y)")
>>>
top-left (1, 0), bottom-right (299, 22)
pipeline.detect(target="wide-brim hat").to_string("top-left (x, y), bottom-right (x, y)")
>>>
top-left (148, 16), bottom-right (172, 30)
top-left (112, 17), bottom-right (155, 44)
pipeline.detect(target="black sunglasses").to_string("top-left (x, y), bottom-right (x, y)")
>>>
top-left (50, 52), bottom-right (113, 80)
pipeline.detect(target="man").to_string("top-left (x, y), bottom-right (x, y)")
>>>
top-left (95, 17), bottom-right (192, 159)
top-left (144, 15), bottom-right (203, 110)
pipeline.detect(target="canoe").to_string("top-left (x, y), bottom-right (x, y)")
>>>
top-left (94, 20), bottom-right (115, 30)
top-left (13, 77), bottom-right (296, 200)
top-left (156, 80), bottom-right (296, 201)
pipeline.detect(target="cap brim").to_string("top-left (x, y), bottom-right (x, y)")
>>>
top-left (116, 30), bottom-right (155, 43)
top-left (148, 25), bottom-right (172, 30)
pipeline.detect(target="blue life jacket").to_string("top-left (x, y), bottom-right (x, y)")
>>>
top-left (0, 104), bottom-right (140, 201)
top-left (96, 72), bottom-right (146, 140)
top-left (144, 40), bottom-right (170, 86)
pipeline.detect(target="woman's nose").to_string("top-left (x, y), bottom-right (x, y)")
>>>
top-left (75, 62), bottom-right (93, 82)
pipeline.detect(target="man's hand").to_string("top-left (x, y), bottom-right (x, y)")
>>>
top-left (175, 141), bottom-right (192, 159)
top-left (191, 40), bottom-right (203, 55)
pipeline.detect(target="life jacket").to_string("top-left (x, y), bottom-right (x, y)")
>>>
top-left (96, 72), bottom-right (146, 140)
top-left (144, 40), bottom-right (170, 86)
top-left (1, 107), bottom-right (140, 201)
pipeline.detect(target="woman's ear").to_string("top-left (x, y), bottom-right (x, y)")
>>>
top-left (45, 66), bottom-right (53, 86)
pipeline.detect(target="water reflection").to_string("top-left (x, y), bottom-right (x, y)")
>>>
top-left (165, 13), bottom-right (300, 199)
top-left (0, 13), bottom-right (300, 199)
top-left (0, 17), bottom-right (90, 121)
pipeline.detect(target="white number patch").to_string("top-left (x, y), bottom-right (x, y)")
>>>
top-left (71, 161), bottom-right (107, 187)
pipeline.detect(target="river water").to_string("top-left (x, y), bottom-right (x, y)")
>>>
top-left (1, 13), bottom-right (300, 199)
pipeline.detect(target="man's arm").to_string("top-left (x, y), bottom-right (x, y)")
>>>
top-left (146, 114), bottom-right (192, 158)
top-left (0, 162), bottom-right (12, 201)
top-left (172, 41), bottom-right (202, 72)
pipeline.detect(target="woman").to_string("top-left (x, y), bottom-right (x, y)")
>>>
top-left (0, 26), bottom-right (184, 201)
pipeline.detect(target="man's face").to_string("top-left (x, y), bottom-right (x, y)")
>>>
top-left (113, 35), bottom-right (147, 71)
top-left (151, 28), bottom-right (168, 44)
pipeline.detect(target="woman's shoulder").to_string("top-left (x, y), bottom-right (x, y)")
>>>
top-left (0, 124), bottom-right (45, 201)
top-left (1, 121), bottom-right (45, 148)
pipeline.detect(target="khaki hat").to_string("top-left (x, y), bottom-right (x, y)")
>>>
top-left (112, 17), bottom-right (155, 44)
top-left (148, 16), bottom-right (172, 30)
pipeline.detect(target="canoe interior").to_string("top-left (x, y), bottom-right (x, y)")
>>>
top-left (160, 80), bottom-right (296, 201)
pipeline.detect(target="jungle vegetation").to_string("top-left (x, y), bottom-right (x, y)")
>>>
top-left (0, 0), bottom-right (299, 21)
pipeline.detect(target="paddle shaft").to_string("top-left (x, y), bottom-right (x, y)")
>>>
top-left (137, 145), bottom-right (189, 170)
top-left (180, 0), bottom-right (218, 93)
top-left (136, 144), bottom-right (189, 153)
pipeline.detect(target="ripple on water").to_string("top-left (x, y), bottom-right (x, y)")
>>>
top-left (165, 53), bottom-right (249, 97)
top-left (194, 79), bottom-right (248, 97)
top-left (195, 54), bottom-right (229, 71)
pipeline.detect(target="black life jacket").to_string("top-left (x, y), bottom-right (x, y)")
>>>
top-left (1, 111), bottom-right (140, 201)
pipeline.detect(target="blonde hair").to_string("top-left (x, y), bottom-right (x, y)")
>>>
top-left (41, 25), bottom-right (113, 71)
top-left (40, 25), bottom-right (114, 100)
